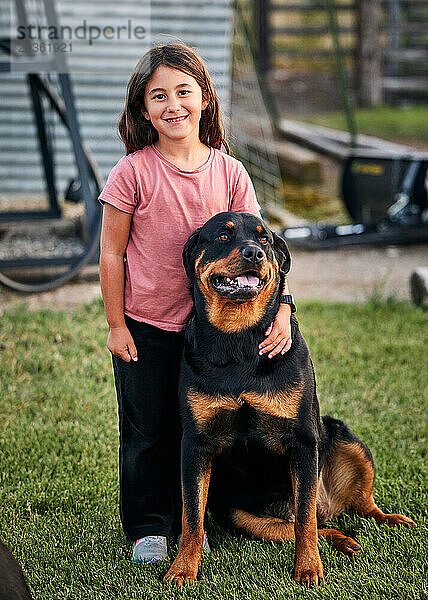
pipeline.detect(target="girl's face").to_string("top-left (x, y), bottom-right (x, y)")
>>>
top-left (143, 65), bottom-right (208, 143)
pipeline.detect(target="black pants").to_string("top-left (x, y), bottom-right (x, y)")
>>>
top-left (112, 315), bottom-right (185, 541)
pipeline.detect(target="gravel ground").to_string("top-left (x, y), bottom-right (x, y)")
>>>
top-left (1, 244), bottom-right (427, 314)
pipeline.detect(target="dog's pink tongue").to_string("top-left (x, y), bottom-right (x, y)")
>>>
top-left (236, 274), bottom-right (259, 287)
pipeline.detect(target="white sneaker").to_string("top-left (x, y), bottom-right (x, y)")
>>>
top-left (132, 535), bottom-right (167, 564)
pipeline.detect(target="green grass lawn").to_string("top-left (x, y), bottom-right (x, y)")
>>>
top-left (0, 300), bottom-right (426, 599)
top-left (304, 105), bottom-right (428, 147)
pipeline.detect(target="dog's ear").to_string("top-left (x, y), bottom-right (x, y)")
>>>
top-left (272, 232), bottom-right (291, 274)
top-left (182, 227), bottom-right (202, 280)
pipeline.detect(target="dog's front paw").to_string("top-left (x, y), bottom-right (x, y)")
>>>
top-left (164, 556), bottom-right (199, 586)
top-left (294, 556), bottom-right (324, 587)
top-left (383, 513), bottom-right (416, 528)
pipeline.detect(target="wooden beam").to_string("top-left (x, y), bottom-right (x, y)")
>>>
top-left (383, 76), bottom-right (428, 91)
top-left (270, 3), bottom-right (356, 11)
top-left (270, 139), bottom-right (322, 183)
top-left (263, 201), bottom-right (307, 228)
top-left (356, 0), bottom-right (382, 107)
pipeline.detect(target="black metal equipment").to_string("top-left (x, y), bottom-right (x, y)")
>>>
top-left (0, 0), bottom-right (103, 292)
top-left (279, 0), bottom-right (428, 250)
top-left (283, 151), bottom-right (428, 249)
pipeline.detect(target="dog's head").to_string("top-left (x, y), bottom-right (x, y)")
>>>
top-left (183, 212), bottom-right (290, 331)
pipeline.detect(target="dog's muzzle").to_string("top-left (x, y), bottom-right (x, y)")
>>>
top-left (210, 269), bottom-right (267, 301)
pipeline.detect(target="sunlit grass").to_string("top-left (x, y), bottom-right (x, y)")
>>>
top-left (304, 105), bottom-right (428, 146)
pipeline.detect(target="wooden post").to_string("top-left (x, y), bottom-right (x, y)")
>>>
top-left (410, 268), bottom-right (428, 310)
top-left (356, 0), bottom-right (382, 107)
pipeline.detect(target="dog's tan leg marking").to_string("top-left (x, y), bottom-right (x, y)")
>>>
top-left (232, 509), bottom-right (295, 540)
top-left (165, 463), bottom-right (212, 586)
top-left (320, 441), bottom-right (416, 528)
top-left (291, 471), bottom-right (324, 587)
top-left (317, 528), bottom-right (361, 554)
top-left (318, 441), bottom-right (368, 520)
top-left (231, 509), bottom-right (361, 554)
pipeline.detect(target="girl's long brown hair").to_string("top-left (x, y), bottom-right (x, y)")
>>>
top-left (118, 43), bottom-right (230, 155)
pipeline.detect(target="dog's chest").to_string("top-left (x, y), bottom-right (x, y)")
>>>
top-left (186, 386), bottom-right (301, 433)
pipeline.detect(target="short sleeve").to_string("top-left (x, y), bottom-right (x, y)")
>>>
top-left (98, 155), bottom-right (138, 214)
top-left (230, 164), bottom-right (262, 216)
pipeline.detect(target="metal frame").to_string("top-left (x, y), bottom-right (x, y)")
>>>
top-left (0, 0), bottom-right (103, 292)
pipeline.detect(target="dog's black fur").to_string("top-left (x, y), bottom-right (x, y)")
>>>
top-left (0, 539), bottom-right (32, 600)
top-left (165, 211), bottom-right (415, 587)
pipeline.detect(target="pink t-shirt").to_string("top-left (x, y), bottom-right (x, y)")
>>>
top-left (99, 144), bottom-right (261, 331)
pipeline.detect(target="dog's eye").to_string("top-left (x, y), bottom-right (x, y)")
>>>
top-left (218, 233), bottom-right (229, 242)
top-left (259, 236), bottom-right (268, 245)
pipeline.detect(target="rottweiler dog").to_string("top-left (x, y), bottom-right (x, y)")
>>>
top-left (165, 211), bottom-right (415, 587)
top-left (0, 538), bottom-right (32, 600)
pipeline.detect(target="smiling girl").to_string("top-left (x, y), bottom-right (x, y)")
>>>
top-left (98, 42), bottom-right (294, 564)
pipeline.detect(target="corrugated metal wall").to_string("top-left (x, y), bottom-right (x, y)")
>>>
top-left (0, 0), bottom-right (232, 196)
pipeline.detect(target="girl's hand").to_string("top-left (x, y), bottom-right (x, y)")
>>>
top-left (258, 304), bottom-right (292, 359)
top-left (107, 326), bottom-right (138, 362)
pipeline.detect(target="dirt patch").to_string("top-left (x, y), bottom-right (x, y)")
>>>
top-left (0, 265), bottom-right (101, 315)
top-left (1, 245), bottom-right (427, 314)
top-left (288, 244), bottom-right (428, 303)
